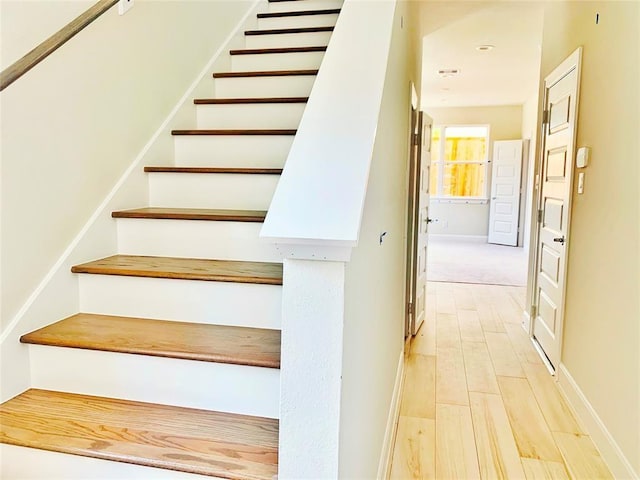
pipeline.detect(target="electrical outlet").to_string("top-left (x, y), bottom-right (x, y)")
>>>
top-left (118, 0), bottom-right (134, 15)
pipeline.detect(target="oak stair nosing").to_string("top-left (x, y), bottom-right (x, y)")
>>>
top-left (171, 129), bottom-right (296, 136)
top-left (112, 207), bottom-right (267, 223)
top-left (21, 313), bottom-right (281, 369)
top-left (71, 255), bottom-right (283, 285)
top-left (212, 69), bottom-right (318, 78)
top-left (0, 389), bottom-right (278, 480)
top-left (257, 8), bottom-right (341, 18)
top-left (144, 166), bottom-right (283, 175)
top-left (194, 97), bottom-right (308, 105)
top-left (229, 46), bottom-right (326, 56)
top-left (244, 26), bottom-right (334, 36)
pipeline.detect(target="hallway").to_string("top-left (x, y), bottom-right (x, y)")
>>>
top-left (390, 281), bottom-right (612, 479)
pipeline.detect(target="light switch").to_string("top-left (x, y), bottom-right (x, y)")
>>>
top-left (577, 172), bottom-right (585, 194)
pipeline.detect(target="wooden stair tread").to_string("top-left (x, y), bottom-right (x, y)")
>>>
top-left (0, 389), bottom-right (278, 480)
top-left (229, 46), bottom-right (326, 56)
top-left (21, 314), bottom-right (280, 368)
top-left (212, 69), bottom-right (317, 78)
top-left (144, 166), bottom-right (283, 175)
top-left (171, 129), bottom-right (296, 136)
top-left (257, 8), bottom-right (341, 18)
top-left (71, 255), bottom-right (283, 285)
top-left (194, 97), bottom-right (308, 105)
top-left (112, 207), bottom-right (267, 222)
top-left (245, 26), bottom-right (334, 36)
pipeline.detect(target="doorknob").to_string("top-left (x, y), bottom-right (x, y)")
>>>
top-left (553, 236), bottom-right (566, 245)
top-left (425, 217), bottom-right (436, 224)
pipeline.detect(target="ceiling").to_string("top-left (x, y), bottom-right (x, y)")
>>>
top-left (420, 1), bottom-right (544, 108)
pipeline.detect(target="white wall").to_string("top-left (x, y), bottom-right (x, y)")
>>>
top-left (521, 92), bottom-right (540, 250)
top-left (0, 0), bottom-right (256, 402)
top-left (339, 0), bottom-right (414, 476)
top-left (425, 105), bottom-right (523, 237)
top-left (536, 2), bottom-right (639, 477)
top-left (1, 0), bottom-right (253, 333)
top-left (0, 0), bottom-right (94, 69)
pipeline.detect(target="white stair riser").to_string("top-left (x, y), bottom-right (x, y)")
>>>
top-left (29, 345), bottom-right (279, 418)
top-left (214, 75), bottom-right (316, 99)
top-left (174, 135), bottom-right (292, 167)
top-left (258, 13), bottom-right (339, 29)
top-left (149, 173), bottom-right (279, 210)
top-left (196, 103), bottom-right (305, 129)
top-left (231, 51), bottom-right (324, 71)
top-left (79, 275), bottom-right (282, 329)
top-left (1, 445), bottom-right (218, 480)
top-left (117, 219), bottom-right (281, 262)
top-left (245, 31), bottom-right (332, 49)
top-left (267, 0), bottom-right (343, 13)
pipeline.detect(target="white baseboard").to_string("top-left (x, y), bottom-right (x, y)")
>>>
top-left (557, 364), bottom-right (638, 480)
top-left (428, 234), bottom-right (488, 243)
top-left (377, 350), bottom-right (405, 479)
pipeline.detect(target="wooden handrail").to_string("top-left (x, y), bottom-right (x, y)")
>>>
top-left (0, 0), bottom-right (118, 92)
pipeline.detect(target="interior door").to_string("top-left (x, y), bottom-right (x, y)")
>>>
top-left (405, 107), bottom-right (432, 337)
top-left (532, 48), bottom-right (582, 369)
top-left (413, 113), bottom-right (432, 335)
top-left (488, 140), bottom-right (524, 246)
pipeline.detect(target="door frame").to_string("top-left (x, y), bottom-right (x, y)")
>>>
top-left (404, 83), bottom-right (422, 338)
top-left (526, 47), bottom-right (583, 370)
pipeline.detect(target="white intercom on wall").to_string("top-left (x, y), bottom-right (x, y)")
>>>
top-left (576, 146), bottom-right (590, 168)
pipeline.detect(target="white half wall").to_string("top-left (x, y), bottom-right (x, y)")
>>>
top-left (339, 0), bottom-right (413, 476)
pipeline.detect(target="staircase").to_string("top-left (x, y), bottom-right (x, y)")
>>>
top-left (0, 1), bottom-right (342, 478)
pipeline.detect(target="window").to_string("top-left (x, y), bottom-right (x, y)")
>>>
top-left (429, 125), bottom-right (490, 200)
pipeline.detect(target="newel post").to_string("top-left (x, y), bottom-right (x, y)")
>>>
top-left (277, 250), bottom-right (350, 479)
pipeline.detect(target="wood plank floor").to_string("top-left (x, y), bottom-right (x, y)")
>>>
top-left (390, 282), bottom-right (613, 479)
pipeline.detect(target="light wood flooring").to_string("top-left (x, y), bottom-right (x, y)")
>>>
top-left (390, 282), bottom-right (613, 480)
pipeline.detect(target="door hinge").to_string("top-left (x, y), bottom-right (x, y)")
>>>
top-left (537, 209), bottom-right (543, 223)
top-left (530, 305), bottom-right (537, 318)
top-left (542, 109), bottom-right (550, 125)
top-left (412, 133), bottom-right (419, 146)
top-left (408, 302), bottom-right (413, 314)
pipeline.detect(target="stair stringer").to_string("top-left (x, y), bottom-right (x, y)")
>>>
top-left (0, 0), bottom-right (263, 405)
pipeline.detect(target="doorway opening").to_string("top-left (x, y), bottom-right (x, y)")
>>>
top-left (415, 2), bottom-right (545, 346)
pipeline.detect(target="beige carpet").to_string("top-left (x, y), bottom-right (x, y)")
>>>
top-left (427, 237), bottom-right (529, 286)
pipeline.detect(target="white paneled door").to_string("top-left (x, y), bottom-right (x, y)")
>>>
top-left (405, 105), bottom-right (432, 337)
top-left (488, 140), bottom-right (524, 246)
top-left (413, 112), bottom-right (432, 335)
top-left (532, 48), bottom-right (582, 369)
